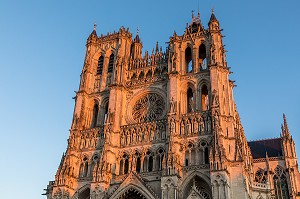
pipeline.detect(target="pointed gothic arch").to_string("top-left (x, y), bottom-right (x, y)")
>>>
top-left (97, 55), bottom-right (104, 75)
top-left (108, 53), bottom-right (115, 73)
top-left (99, 97), bottom-right (109, 125)
top-left (199, 43), bottom-right (207, 70)
top-left (273, 166), bottom-right (289, 199)
top-left (91, 100), bottom-right (99, 128)
top-left (180, 171), bottom-right (212, 199)
top-left (185, 46), bottom-right (193, 73)
top-left (111, 184), bottom-right (156, 199)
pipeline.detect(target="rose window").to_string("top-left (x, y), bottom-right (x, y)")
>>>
top-left (132, 93), bottom-right (165, 123)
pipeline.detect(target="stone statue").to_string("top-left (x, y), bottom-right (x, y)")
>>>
top-left (169, 97), bottom-right (177, 113)
top-left (205, 95), bottom-right (209, 110)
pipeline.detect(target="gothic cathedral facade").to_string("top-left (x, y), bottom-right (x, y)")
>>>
top-left (45, 11), bottom-right (300, 199)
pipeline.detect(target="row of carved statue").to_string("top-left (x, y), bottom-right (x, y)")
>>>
top-left (120, 121), bottom-right (167, 147)
top-left (168, 113), bottom-right (214, 137)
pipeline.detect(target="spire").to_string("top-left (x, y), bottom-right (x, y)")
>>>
top-left (282, 113), bottom-right (291, 137)
top-left (91, 23), bottom-right (97, 36)
top-left (209, 7), bottom-right (218, 23)
top-left (156, 42), bottom-right (159, 52)
top-left (192, 9), bottom-right (201, 24)
top-left (59, 153), bottom-right (65, 168)
top-left (133, 27), bottom-right (141, 43)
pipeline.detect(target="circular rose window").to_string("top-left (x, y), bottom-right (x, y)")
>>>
top-left (132, 93), bottom-right (165, 123)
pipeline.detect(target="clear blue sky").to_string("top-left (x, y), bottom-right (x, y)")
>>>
top-left (0, 1), bottom-right (299, 199)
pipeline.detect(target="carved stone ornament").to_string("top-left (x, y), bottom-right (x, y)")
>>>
top-left (132, 93), bottom-right (165, 123)
top-left (125, 88), bottom-right (167, 125)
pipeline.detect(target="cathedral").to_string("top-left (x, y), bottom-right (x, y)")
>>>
top-left (44, 10), bottom-right (300, 199)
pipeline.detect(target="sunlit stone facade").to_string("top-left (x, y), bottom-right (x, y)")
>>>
top-left (45, 10), bottom-right (300, 199)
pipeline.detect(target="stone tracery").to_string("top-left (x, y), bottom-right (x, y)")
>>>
top-left (132, 93), bottom-right (165, 123)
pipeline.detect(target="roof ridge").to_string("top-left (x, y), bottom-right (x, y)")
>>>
top-left (248, 137), bottom-right (281, 142)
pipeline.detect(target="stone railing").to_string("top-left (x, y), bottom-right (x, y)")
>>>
top-left (252, 182), bottom-right (267, 189)
top-left (183, 164), bottom-right (210, 173)
top-left (253, 156), bottom-right (283, 163)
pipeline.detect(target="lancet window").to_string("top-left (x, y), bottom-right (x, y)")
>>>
top-left (201, 85), bottom-right (209, 111)
top-left (143, 151), bottom-right (154, 172)
top-left (273, 166), bottom-right (289, 199)
top-left (199, 44), bottom-right (207, 70)
top-left (184, 142), bottom-right (209, 166)
top-left (97, 55), bottom-right (104, 74)
top-left (119, 154), bottom-right (129, 175)
top-left (185, 47), bottom-right (193, 73)
top-left (135, 152), bottom-right (142, 173)
top-left (79, 157), bottom-right (89, 178)
top-left (99, 99), bottom-right (109, 125)
top-left (89, 155), bottom-right (99, 177)
top-left (91, 101), bottom-right (99, 128)
top-left (155, 148), bottom-right (165, 171)
top-left (108, 53), bottom-right (114, 73)
top-left (187, 87), bottom-right (194, 113)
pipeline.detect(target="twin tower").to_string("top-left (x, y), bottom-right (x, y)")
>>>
top-left (45, 10), bottom-right (300, 199)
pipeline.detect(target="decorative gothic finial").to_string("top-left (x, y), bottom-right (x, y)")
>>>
top-left (136, 27), bottom-right (139, 35)
top-left (93, 22), bottom-right (97, 31)
top-left (212, 6), bottom-right (215, 14)
top-left (156, 41), bottom-right (159, 53)
top-left (192, 10), bottom-right (195, 19)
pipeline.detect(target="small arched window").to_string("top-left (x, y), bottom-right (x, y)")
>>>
top-left (97, 56), bottom-right (104, 74)
top-left (99, 100), bottom-right (109, 125)
top-left (136, 156), bottom-right (141, 173)
top-left (187, 87), bottom-right (194, 113)
top-left (108, 54), bottom-right (114, 73)
top-left (201, 85), bottom-right (209, 111)
top-left (185, 149), bottom-right (190, 166)
top-left (185, 47), bottom-right (193, 73)
top-left (156, 149), bottom-right (165, 171)
top-left (89, 155), bottom-right (99, 177)
top-left (124, 158), bottom-right (129, 174)
top-left (199, 44), bottom-right (207, 70)
top-left (80, 157), bottom-right (89, 178)
top-left (91, 102), bottom-right (99, 128)
top-left (148, 156), bottom-right (153, 172)
top-left (103, 102), bottom-right (109, 124)
top-left (204, 147), bottom-right (209, 164)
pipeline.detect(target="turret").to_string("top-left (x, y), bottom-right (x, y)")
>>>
top-left (131, 33), bottom-right (142, 59)
top-left (208, 9), bottom-right (227, 66)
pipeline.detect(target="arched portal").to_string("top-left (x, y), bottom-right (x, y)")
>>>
top-left (119, 188), bottom-right (146, 199)
top-left (79, 188), bottom-right (90, 199)
top-left (182, 175), bottom-right (212, 199)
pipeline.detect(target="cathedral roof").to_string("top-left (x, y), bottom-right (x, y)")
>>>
top-left (248, 138), bottom-right (283, 159)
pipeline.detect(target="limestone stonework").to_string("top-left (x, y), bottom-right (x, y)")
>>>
top-left (44, 10), bottom-right (300, 199)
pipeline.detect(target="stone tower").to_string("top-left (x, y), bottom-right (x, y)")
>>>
top-left (45, 10), bottom-right (300, 199)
